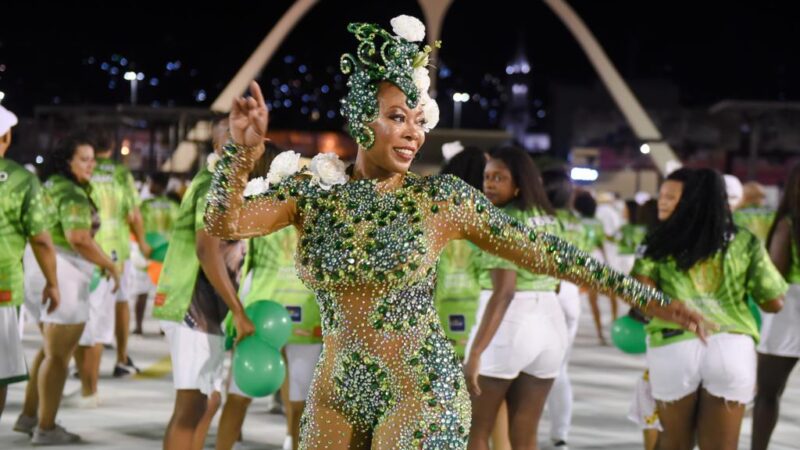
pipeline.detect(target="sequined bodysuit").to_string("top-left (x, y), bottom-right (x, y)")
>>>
top-left (205, 143), bottom-right (669, 449)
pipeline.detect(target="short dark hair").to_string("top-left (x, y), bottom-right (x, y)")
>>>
top-left (440, 146), bottom-right (486, 191)
top-left (541, 168), bottom-right (573, 209)
top-left (573, 190), bottom-right (597, 218)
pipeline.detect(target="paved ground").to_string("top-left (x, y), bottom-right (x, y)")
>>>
top-left (2, 298), bottom-right (799, 449)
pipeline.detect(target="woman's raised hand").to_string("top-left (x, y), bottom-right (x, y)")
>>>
top-left (230, 81), bottom-right (269, 147)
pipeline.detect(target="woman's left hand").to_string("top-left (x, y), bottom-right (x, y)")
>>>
top-left (463, 355), bottom-right (482, 396)
top-left (648, 300), bottom-right (717, 343)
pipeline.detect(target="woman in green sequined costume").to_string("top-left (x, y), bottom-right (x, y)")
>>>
top-left (204, 17), bottom-right (708, 450)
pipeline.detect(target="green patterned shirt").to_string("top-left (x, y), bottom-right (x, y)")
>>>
top-left (555, 209), bottom-right (592, 253)
top-left (580, 217), bottom-right (606, 251)
top-left (44, 175), bottom-right (98, 251)
top-left (141, 195), bottom-right (179, 238)
top-left (90, 157), bottom-right (139, 264)
top-left (0, 159), bottom-right (55, 307)
top-left (477, 207), bottom-right (562, 292)
top-left (617, 224), bottom-right (648, 255)
top-left (434, 239), bottom-right (482, 358)
top-left (632, 229), bottom-right (788, 347)
top-left (153, 169), bottom-right (212, 322)
top-left (733, 207), bottom-right (775, 244)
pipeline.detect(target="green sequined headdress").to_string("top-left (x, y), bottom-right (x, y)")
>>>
top-left (340, 15), bottom-right (440, 149)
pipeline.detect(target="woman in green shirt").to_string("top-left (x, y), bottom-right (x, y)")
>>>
top-left (465, 146), bottom-right (567, 450)
top-left (752, 163), bottom-right (800, 450)
top-left (17, 134), bottom-right (119, 445)
top-left (633, 168), bottom-right (786, 450)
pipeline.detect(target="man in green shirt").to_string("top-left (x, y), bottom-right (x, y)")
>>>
top-left (89, 134), bottom-right (151, 377)
top-left (153, 118), bottom-right (254, 449)
top-left (132, 172), bottom-right (179, 335)
top-left (0, 106), bottom-right (59, 420)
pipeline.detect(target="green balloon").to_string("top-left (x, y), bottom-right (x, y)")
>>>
top-left (145, 232), bottom-right (169, 262)
top-left (611, 315), bottom-right (647, 354)
top-left (245, 300), bottom-right (292, 348)
top-left (233, 337), bottom-right (285, 397)
top-left (89, 268), bottom-right (101, 293)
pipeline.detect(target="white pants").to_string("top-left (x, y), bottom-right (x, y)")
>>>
top-left (116, 260), bottom-right (133, 303)
top-left (468, 290), bottom-right (567, 379)
top-left (162, 321), bottom-right (225, 396)
top-left (79, 277), bottom-right (116, 346)
top-left (758, 284), bottom-right (800, 357)
top-left (647, 333), bottom-right (756, 404)
top-left (0, 307), bottom-right (27, 385)
top-left (547, 282), bottom-right (581, 441)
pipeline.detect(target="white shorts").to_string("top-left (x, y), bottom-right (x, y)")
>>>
top-left (79, 277), bottom-right (116, 346)
top-left (132, 267), bottom-right (155, 297)
top-left (758, 284), bottom-right (800, 357)
top-left (0, 307), bottom-right (27, 385)
top-left (28, 248), bottom-right (93, 325)
top-left (627, 370), bottom-right (663, 431)
top-left (116, 260), bottom-right (133, 303)
top-left (162, 320), bottom-right (225, 396)
top-left (557, 282), bottom-right (581, 343)
top-left (467, 290), bottom-right (567, 380)
top-left (647, 333), bottom-right (756, 404)
top-left (286, 343), bottom-right (322, 402)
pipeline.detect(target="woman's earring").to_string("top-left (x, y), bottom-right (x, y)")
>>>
top-left (514, 188), bottom-right (520, 197)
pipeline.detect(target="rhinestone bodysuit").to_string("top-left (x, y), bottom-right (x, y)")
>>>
top-left (205, 143), bottom-right (669, 449)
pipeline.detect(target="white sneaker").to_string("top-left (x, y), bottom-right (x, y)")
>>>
top-left (13, 414), bottom-right (37, 435)
top-left (31, 424), bottom-right (81, 445)
top-left (62, 392), bottom-right (100, 409)
top-left (282, 435), bottom-right (293, 450)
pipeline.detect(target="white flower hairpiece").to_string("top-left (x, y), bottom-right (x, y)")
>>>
top-left (441, 141), bottom-right (464, 162)
top-left (421, 94), bottom-right (439, 132)
top-left (391, 15), bottom-right (425, 42)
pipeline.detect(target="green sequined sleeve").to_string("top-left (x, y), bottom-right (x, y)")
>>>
top-left (439, 176), bottom-right (670, 308)
top-left (205, 142), bottom-right (296, 239)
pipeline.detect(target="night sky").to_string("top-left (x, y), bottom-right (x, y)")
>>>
top-left (2, 0), bottom-right (800, 130)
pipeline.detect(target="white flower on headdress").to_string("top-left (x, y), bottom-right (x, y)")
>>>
top-left (309, 152), bottom-right (348, 190)
top-left (420, 95), bottom-right (439, 132)
top-left (243, 177), bottom-right (269, 197)
top-left (391, 15), bottom-right (425, 42)
top-left (206, 153), bottom-right (221, 172)
top-left (412, 67), bottom-right (431, 96)
top-left (266, 150), bottom-right (301, 186)
top-left (442, 141), bottom-right (464, 162)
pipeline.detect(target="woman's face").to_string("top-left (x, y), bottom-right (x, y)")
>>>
top-left (658, 180), bottom-right (683, 220)
top-left (70, 144), bottom-right (96, 184)
top-left (362, 83), bottom-right (426, 175)
top-left (483, 157), bottom-right (517, 207)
